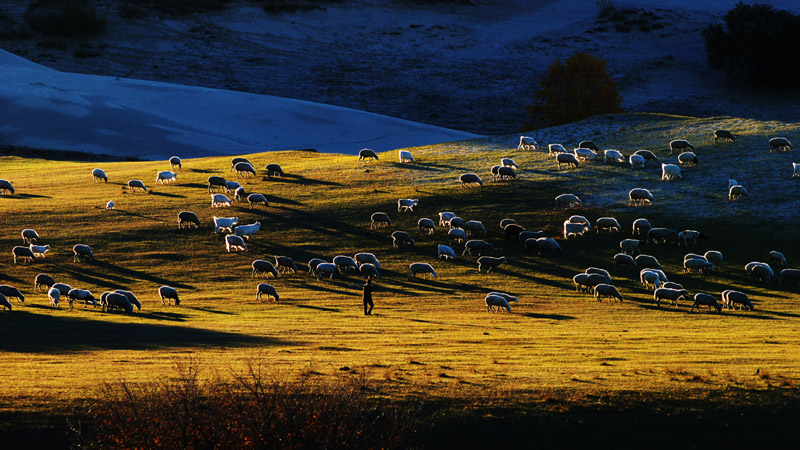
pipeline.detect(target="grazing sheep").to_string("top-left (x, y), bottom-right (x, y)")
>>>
top-left (212, 193), bottom-right (232, 208)
top-left (768, 251), bottom-right (786, 267)
top-left (477, 256), bottom-right (506, 274)
top-left (265, 163), bottom-right (284, 177)
top-left (106, 200), bottom-right (114, 210)
top-left (307, 258), bottom-right (326, 274)
top-left (234, 222), bottom-right (261, 240)
top-left (333, 255), bottom-right (360, 275)
top-left (573, 273), bottom-right (591, 293)
top-left (409, 262), bottom-right (437, 279)
top-left (29, 244), bottom-right (50, 258)
top-left (233, 186), bottom-right (247, 202)
top-left (684, 253), bottom-right (705, 261)
top-left (464, 220), bottom-right (487, 237)
top-left (635, 254), bottom-right (661, 270)
top-left (225, 181), bottom-right (242, 193)
top-left (398, 198), bottom-right (419, 212)
top-left (793, 162), bottom-right (799, 178)
top-left (398, 150), bottom-right (415, 163)
top-left (275, 256), bottom-right (298, 274)
top-left (169, 156), bottom-right (182, 169)
top-left (629, 154), bottom-right (646, 169)
top-left (256, 283), bottom-right (280, 302)
top-left (21, 228), bottom-right (40, 244)
top-left (234, 161), bottom-right (257, 178)
top-left (0, 179), bottom-right (15, 195)
top-left (463, 240), bottom-right (494, 257)
top-left (778, 268), bottom-right (800, 287)
top-left (555, 193), bottom-right (582, 210)
top-left (12, 246), bottom-right (36, 264)
top-left (678, 230), bottom-right (708, 247)
top-left (769, 137), bottom-right (792, 152)
top-left (678, 152), bottom-right (699, 167)
top-left (114, 290), bottom-right (141, 310)
top-left (647, 228), bottom-right (679, 246)
top-left (721, 290), bottom-right (753, 311)
top-left (127, 179), bottom-right (147, 193)
top-left (728, 184), bottom-right (749, 201)
top-left (501, 158), bottom-right (519, 169)
top-left (578, 140), bottom-right (599, 151)
top-left (548, 143), bottom-right (567, 156)
top-left (68, 289), bottom-right (97, 308)
top-left (230, 157), bottom-right (251, 171)
top-left (158, 286), bottom-right (180, 306)
top-left (490, 166), bottom-right (502, 181)
top-left (684, 258), bottom-right (713, 273)
top-left (0, 293), bottom-right (11, 310)
top-left (620, 239), bottom-right (645, 255)
top-left (669, 139), bottom-right (694, 155)
top-left (595, 217), bottom-right (621, 234)
top-left (586, 267), bottom-right (612, 284)
top-left (704, 251), bottom-right (723, 269)
top-left (633, 150), bottom-right (659, 166)
top-left (359, 263), bottom-right (380, 279)
top-left (0, 285), bottom-right (24, 303)
top-left (354, 253), bottom-right (381, 269)
top-left (370, 212), bottom-right (392, 228)
top-left (568, 215), bottom-right (590, 227)
top-left (437, 245), bottom-right (457, 260)
top-left (604, 149), bottom-right (625, 163)
top-left (594, 284), bottom-right (623, 302)
top-left (225, 234), bottom-right (247, 252)
top-left (34, 273), bottom-right (55, 292)
top-left (448, 227), bottom-right (466, 243)
top-left (485, 294), bottom-right (512, 313)
top-left (207, 176), bottom-right (228, 192)
top-left (499, 218), bottom-right (517, 229)
top-left (584, 273), bottom-right (608, 292)
top-left (496, 166), bottom-right (517, 180)
top-left (654, 288), bottom-right (689, 308)
top-left (447, 217), bottom-right (465, 229)
top-left (563, 222), bottom-right (590, 239)
top-left (418, 218), bottom-right (436, 234)
top-left (691, 293), bottom-right (722, 313)
top-left (713, 129), bottom-right (735, 143)
top-left (439, 212), bottom-right (456, 226)
top-left (391, 231), bottom-right (415, 247)
top-left (662, 282), bottom-right (683, 291)
top-left (92, 168), bottom-right (108, 183)
top-left (459, 173), bottom-right (483, 188)
top-left (745, 262), bottom-right (773, 284)
top-left (613, 253), bottom-right (636, 269)
top-left (178, 211), bottom-right (200, 229)
top-left (556, 152), bottom-right (579, 169)
top-left (155, 171), bottom-right (177, 184)
top-left (661, 163), bottom-right (682, 181)
top-left (518, 136), bottom-right (537, 150)
top-left (52, 283), bottom-right (72, 297)
top-left (640, 271), bottom-right (662, 290)
top-left (574, 147), bottom-right (598, 162)
top-left (628, 188), bottom-right (654, 206)
top-left (631, 218), bottom-right (651, 237)
top-left (252, 260), bottom-right (278, 278)
top-left (532, 237), bottom-right (560, 256)
top-left (48, 287), bottom-right (60, 307)
top-left (72, 244), bottom-right (94, 262)
top-left (504, 223), bottom-right (525, 242)
top-left (358, 148), bottom-right (379, 164)
top-left (314, 262), bottom-right (338, 280)
top-left (213, 216), bottom-right (239, 233)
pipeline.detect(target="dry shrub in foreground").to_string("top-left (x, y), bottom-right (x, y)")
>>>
top-left (74, 363), bottom-right (421, 450)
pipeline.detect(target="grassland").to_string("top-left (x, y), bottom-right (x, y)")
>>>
top-left (1, 113), bottom-right (799, 447)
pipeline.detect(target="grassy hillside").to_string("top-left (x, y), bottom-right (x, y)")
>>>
top-left (1, 113), bottom-right (799, 445)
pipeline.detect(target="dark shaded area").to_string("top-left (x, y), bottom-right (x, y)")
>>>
top-left (0, 144), bottom-right (141, 162)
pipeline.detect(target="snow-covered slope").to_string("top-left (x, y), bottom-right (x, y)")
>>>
top-left (0, 49), bottom-right (478, 159)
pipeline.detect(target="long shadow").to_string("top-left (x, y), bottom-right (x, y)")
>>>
top-left (138, 311), bottom-right (190, 322)
top-left (264, 174), bottom-right (342, 187)
top-left (267, 195), bottom-right (302, 206)
top-left (0, 271), bottom-right (25, 284)
top-left (9, 193), bottom-right (51, 199)
top-left (0, 311), bottom-right (291, 353)
top-left (296, 304), bottom-right (341, 313)
top-left (111, 209), bottom-right (168, 222)
top-left (93, 261), bottom-right (195, 290)
top-left (184, 306), bottom-right (237, 315)
top-left (188, 168), bottom-right (217, 174)
top-left (149, 191), bottom-right (187, 199)
top-left (522, 312), bottom-right (576, 320)
top-left (55, 263), bottom-right (135, 289)
top-left (388, 162), bottom-right (444, 172)
top-left (636, 304), bottom-right (778, 319)
top-left (181, 182), bottom-right (209, 190)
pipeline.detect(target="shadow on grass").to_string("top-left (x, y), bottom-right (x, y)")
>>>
top-left (388, 162), bottom-right (445, 172)
top-left (636, 304), bottom-right (779, 319)
top-left (267, 195), bottom-right (302, 206)
top-left (262, 174), bottom-right (342, 187)
top-left (184, 306), bottom-right (237, 315)
top-left (522, 312), bottom-right (576, 320)
top-left (0, 311), bottom-right (290, 353)
top-left (94, 261), bottom-right (194, 290)
top-left (109, 208), bottom-right (169, 222)
top-left (149, 191), bottom-right (187, 199)
top-left (296, 304), bottom-right (341, 313)
top-left (10, 193), bottom-right (51, 199)
top-left (139, 311), bottom-right (190, 322)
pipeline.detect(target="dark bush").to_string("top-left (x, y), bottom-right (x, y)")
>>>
top-left (117, 0), bottom-right (231, 17)
top-left (703, 2), bottom-right (800, 86)
top-left (24, 0), bottom-right (105, 38)
top-left (248, 0), bottom-right (343, 14)
top-left (523, 52), bottom-right (624, 130)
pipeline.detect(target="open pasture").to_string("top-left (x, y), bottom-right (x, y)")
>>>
top-left (1, 113), bottom-right (799, 422)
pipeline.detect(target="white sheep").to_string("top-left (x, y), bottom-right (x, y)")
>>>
top-left (234, 221), bottom-right (261, 240)
top-left (21, 228), bottom-right (39, 244)
top-left (409, 262), bottom-right (437, 279)
top-left (448, 227), bottom-right (466, 243)
top-left (635, 254), bottom-right (661, 270)
top-left (307, 258), bottom-right (326, 274)
top-left (155, 171), bottom-right (177, 184)
top-left (72, 244), bottom-right (94, 262)
top-left (169, 156), bottom-right (182, 169)
top-left (92, 168), bottom-right (108, 183)
top-left (728, 184), bottom-right (749, 201)
top-left (158, 286), bottom-right (180, 305)
top-left (563, 221), bottom-right (590, 239)
top-left (398, 198), bottom-right (419, 212)
top-left (585, 267), bottom-right (612, 284)
top-left (661, 163), bottom-right (682, 181)
top-left (391, 231), bottom-right (415, 247)
top-left (632, 218), bottom-right (651, 236)
top-left (333, 255), bottom-right (360, 275)
top-left (233, 161), bottom-right (257, 178)
top-left (486, 292), bottom-right (518, 306)
top-left (34, 273), bottom-right (55, 292)
top-left (464, 220), bottom-right (487, 237)
top-left (548, 143), bottom-right (566, 156)
top-left (398, 150), bottom-right (415, 163)
top-left (669, 139), bottom-right (694, 155)
top-left (691, 293), bottom-right (722, 313)
top-left (354, 253), bottom-right (381, 269)
top-left (314, 262), bottom-right (338, 280)
top-left (0, 179), bottom-right (14, 196)
top-left (127, 179), bottom-right (147, 193)
top-left (518, 136), bottom-right (537, 150)
top-left (213, 216), bottom-right (238, 233)
top-left (704, 250), bottom-right (723, 269)
top-left (769, 137), bottom-right (792, 152)
top-left (678, 152), bottom-right (698, 167)
top-left (501, 158), bottom-right (519, 169)
top-left (573, 273), bottom-right (591, 293)
top-left (654, 287), bottom-right (689, 307)
top-left (568, 215), bottom-right (590, 227)
top-left (640, 270), bottom-right (661, 290)
top-left (613, 253), bottom-right (636, 269)
top-left (252, 260), bottom-right (279, 278)
top-left (684, 258), bottom-right (713, 273)
top-left (106, 200), bottom-right (115, 210)
top-left (370, 212), bottom-right (392, 228)
top-left (230, 157), bottom-right (251, 171)
top-left (459, 173), bottom-right (483, 188)
top-left (417, 218), bottom-right (436, 234)
top-left (359, 263), bottom-right (380, 279)
top-left (29, 244), bottom-right (51, 258)
top-left (629, 154), bottom-right (646, 169)
top-left (225, 234), bottom-right (247, 252)
top-left (233, 187), bottom-right (247, 202)
top-left (793, 162), bottom-right (799, 178)
top-left (438, 211), bottom-right (456, 226)
top-left (533, 237), bottom-right (561, 256)
top-left (678, 230), bottom-right (708, 247)
top-left (485, 294), bottom-right (512, 313)
top-left (52, 283), bottom-right (72, 297)
top-left (633, 150), bottom-right (659, 166)
top-left (593, 284), bottom-right (623, 302)
top-left (114, 290), bottom-right (141, 310)
top-left (463, 240), bottom-right (494, 256)
top-left (574, 147), bottom-right (597, 162)
top-left (358, 148), bottom-right (380, 164)
top-left (768, 251), bottom-right (786, 267)
top-left (477, 256), bottom-right (506, 273)
top-left (496, 166), bottom-right (517, 180)
top-left (628, 188), bottom-right (653, 206)
top-left (603, 149), bottom-right (625, 163)
top-left (48, 287), bottom-right (60, 307)
top-left (619, 239), bottom-right (644, 255)
top-left (256, 283), bottom-right (280, 302)
top-left (721, 290), bottom-right (753, 310)
top-left (556, 152), bottom-right (579, 169)
top-left (437, 245), bottom-right (457, 260)
top-left (595, 217), bottom-right (620, 233)
top-left (68, 288), bottom-right (97, 308)
top-left (225, 181), bottom-right (242, 193)
top-left (101, 292), bottom-right (132, 313)
top-left (212, 193), bottom-right (232, 208)
top-left (745, 262), bottom-right (773, 283)
top-left (554, 193), bottom-right (582, 210)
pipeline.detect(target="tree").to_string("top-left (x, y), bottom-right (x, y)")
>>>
top-left (523, 52), bottom-right (623, 130)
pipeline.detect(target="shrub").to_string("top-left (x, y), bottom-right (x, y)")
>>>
top-left (24, 0), bottom-right (105, 38)
top-left (523, 52), bottom-right (624, 130)
top-left (703, 2), bottom-right (800, 86)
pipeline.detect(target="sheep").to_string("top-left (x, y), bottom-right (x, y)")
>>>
top-left (72, 244), bottom-right (94, 262)
top-left (477, 256), bottom-right (506, 274)
top-left (604, 149), bottom-right (625, 163)
top-left (126, 179), bottom-right (147, 193)
top-left (213, 216), bottom-right (239, 233)
top-left (678, 230), bottom-right (708, 247)
top-left (684, 253), bottom-right (706, 262)
top-left (48, 287), bottom-right (60, 307)
top-left (391, 231), bottom-right (415, 247)
top-left (721, 290), bottom-right (753, 311)
top-left (464, 220), bottom-right (487, 237)
top-left (158, 286), bottom-right (180, 306)
top-left (359, 263), bottom-right (380, 279)
top-left (398, 150), bottom-right (415, 163)
top-left (333, 255), bottom-right (360, 275)
top-left (678, 152), bottom-right (698, 167)
top-left (106, 201), bottom-right (114, 210)
top-left (635, 254), bottom-right (661, 270)
top-left (654, 288), bottom-right (689, 308)
top-left (613, 253), bottom-right (636, 269)
top-left (418, 218), bottom-right (436, 234)
top-left (488, 292), bottom-right (518, 305)
top-left (34, 273), bottom-right (55, 292)
top-left (230, 157), bottom-right (251, 171)
top-left (252, 260), bottom-right (278, 278)
top-left (563, 222), bottom-right (590, 239)
top-left (29, 244), bottom-right (50, 258)
top-left (691, 293), bottom-right (722, 313)
top-left (704, 251), bottom-right (723, 269)
top-left (370, 212), bottom-right (392, 229)
top-left (728, 184), bottom-right (749, 201)
top-left (437, 245), bottom-right (457, 260)
top-left (769, 137), bottom-right (792, 152)
top-left (555, 193), bottom-right (582, 210)
top-left (620, 239), bottom-right (645, 255)
top-left (661, 282), bottom-right (683, 291)
top-left (534, 237), bottom-right (561, 256)
top-left (0, 285), bottom-right (24, 303)
top-left (234, 161), bottom-right (257, 178)
top-left (265, 163), bottom-right (284, 177)
top-left (0, 179), bottom-right (15, 195)
top-left (307, 258), bottom-right (326, 274)
top-left (101, 293), bottom-right (131, 314)
top-left (275, 256), bottom-right (298, 274)
top-left (504, 223), bottom-right (525, 242)
top-left (594, 284), bottom-right (623, 302)
top-left (490, 165), bottom-right (502, 181)
top-left (632, 218), bottom-right (651, 236)
top-left (628, 188), bottom-right (654, 206)
top-left (768, 251), bottom-right (786, 267)
top-left (459, 173), bottom-right (483, 188)
top-left (669, 139), bottom-right (694, 155)
top-left (439, 212), bottom-right (456, 226)
top-left (485, 294), bottom-right (512, 313)
top-left (52, 283), bottom-right (72, 297)
top-left (684, 258), bottom-right (713, 274)
top-left (640, 271), bottom-right (661, 290)
top-left (233, 187), bottom-right (247, 202)
top-left (713, 129), bottom-right (735, 143)
top-left (573, 273), bottom-right (591, 293)
top-left (225, 181), bottom-right (242, 193)
top-left (256, 283), bottom-right (280, 302)
top-left (548, 143), bottom-right (567, 156)
top-left (448, 227), bottom-right (466, 243)
top-left (650, 268), bottom-right (669, 283)
top-left (358, 148), bottom-right (379, 164)
top-left (92, 168), bottom-right (108, 183)
top-left (499, 218), bottom-right (517, 229)
top-left (501, 158), bottom-right (519, 169)
top-left (575, 140), bottom-right (596, 151)
top-left (114, 290), bottom-right (141, 310)
top-left (0, 293), bottom-right (10, 311)
top-left (745, 262), bottom-right (773, 284)
top-left (178, 211), bottom-right (200, 229)
top-left (354, 252), bottom-right (381, 269)
top-left (207, 176), bottom-right (228, 192)
top-left (21, 228), bottom-right (39, 244)
top-left (398, 198), bottom-right (419, 212)
top-left (778, 268), bottom-right (800, 287)
top-left (574, 147), bottom-right (598, 162)
top-left (496, 166), bottom-right (517, 180)
top-left (518, 136), bottom-right (537, 150)
top-left (409, 262), bottom-right (437, 279)
top-left (212, 194), bottom-right (232, 208)
top-left (586, 267), bottom-right (612, 284)
top-left (12, 246), bottom-right (35, 264)
top-left (234, 221), bottom-right (261, 240)
top-left (556, 152), bottom-right (579, 169)
top-left (633, 149), bottom-right (660, 166)
top-left (647, 228), bottom-right (678, 246)
top-left (225, 234), bottom-right (247, 252)
top-left (595, 217), bottom-right (621, 234)
top-left (661, 163), bottom-right (682, 181)
top-left (169, 156), bottom-right (182, 169)
top-left (447, 217), bottom-right (465, 229)
top-left (68, 289), bottom-right (97, 308)
top-left (155, 171), bottom-right (177, 184)
top-left (314, 262), bottom-right (338, 280)
top-left (794, 162), bottom-right (799, 178)
top-left (629, 154), bottom-right (646, 169)
top-left (463, 240), bottom-right (494, 257)
top-left (568, 215), bottom-right (590, 227)
top-left (583, 273), bottom-right (608, 292)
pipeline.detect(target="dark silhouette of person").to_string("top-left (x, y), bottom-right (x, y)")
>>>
top-left (362, 278), bottom-right (374, 315)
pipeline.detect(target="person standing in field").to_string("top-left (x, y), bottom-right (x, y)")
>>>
top-left (362, 278), bottom-right (374, 316)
